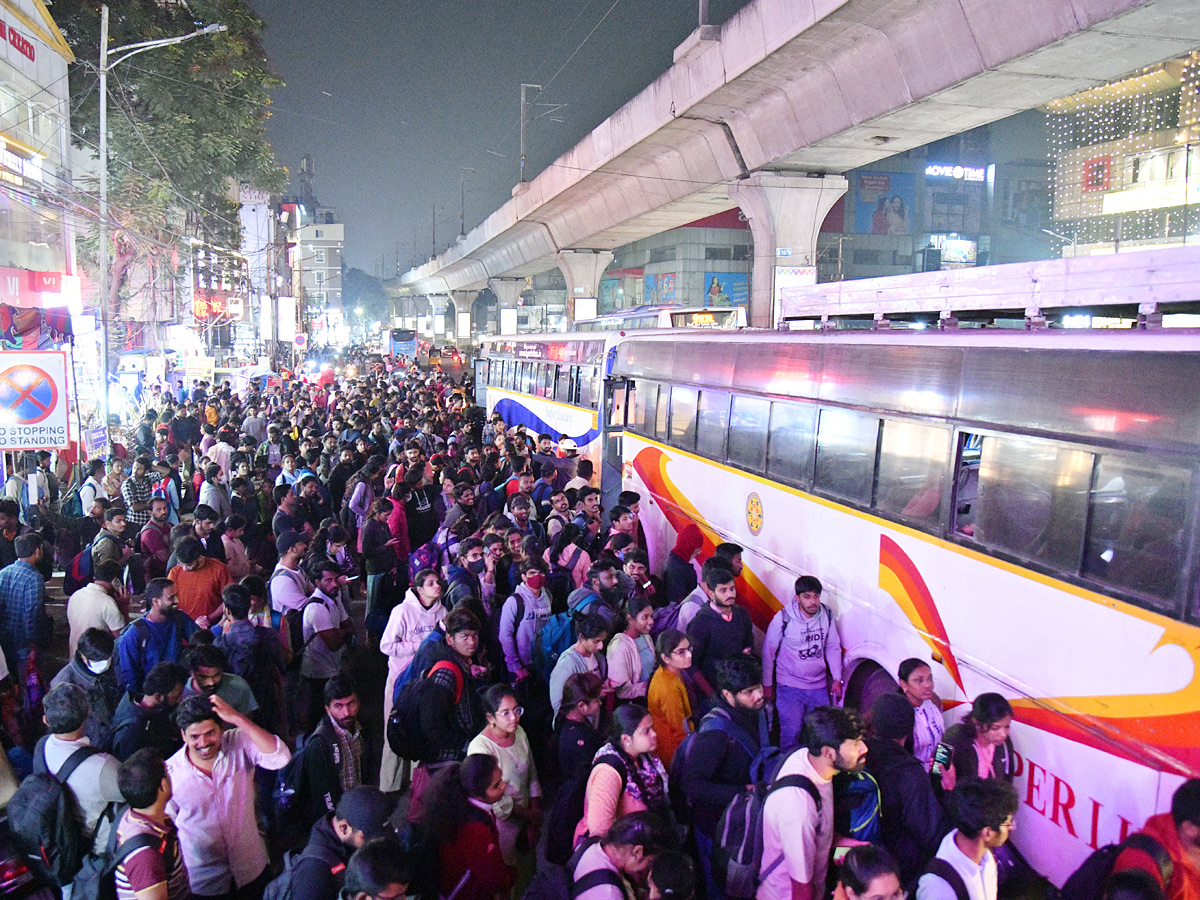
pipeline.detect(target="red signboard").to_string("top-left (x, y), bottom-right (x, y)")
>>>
top-left (0, 20), bottom-right (35, 62)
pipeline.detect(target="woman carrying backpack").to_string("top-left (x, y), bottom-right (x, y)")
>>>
top-left (577, 704), bottom-right (672, 843)
top-left (572, 812), bottom-right (674, 900)
top-left (419, 754), bottom-right (516, 900)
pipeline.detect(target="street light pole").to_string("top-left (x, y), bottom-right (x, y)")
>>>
top-left (96, 4), bottom-right (227, 432)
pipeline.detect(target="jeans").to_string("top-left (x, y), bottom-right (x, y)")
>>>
top-left (776, 684), bottom-right (830, 751)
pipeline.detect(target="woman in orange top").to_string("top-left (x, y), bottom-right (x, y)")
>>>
top-left (647, 629), bottom-right (694, 767)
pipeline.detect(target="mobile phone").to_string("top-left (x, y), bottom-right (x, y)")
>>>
top-left (344, 575), bottom-right (360, 581)
top-left (932, 741), bottom-right (954, 776)
top-left (833, 846), bottom-right (851, 865)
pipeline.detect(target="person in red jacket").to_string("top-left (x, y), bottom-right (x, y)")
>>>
top-left (420, 754), bottom-right (516, 900)
top-left (1114, 779), bottom-right (1200, 900)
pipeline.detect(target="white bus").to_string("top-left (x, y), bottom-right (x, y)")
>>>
top-left (609, 324), bottom-right (1200, 885)
top-left (573, 304), bottom-right (747, 333)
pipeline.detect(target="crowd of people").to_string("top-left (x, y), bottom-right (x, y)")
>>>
top-left (0, 353), bottom-right (1194, 900)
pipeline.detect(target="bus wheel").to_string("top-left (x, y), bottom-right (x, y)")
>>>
top-left (845, 661), bottom-right (898, 713)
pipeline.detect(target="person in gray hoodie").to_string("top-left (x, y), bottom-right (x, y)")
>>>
top-left (761, 575), bottom-right (844, 750)
top-left (498, 558), bottom-right (553, 681)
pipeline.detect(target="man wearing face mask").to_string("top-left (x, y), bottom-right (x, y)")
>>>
top-left (499, 559), bottom-right (553, 682)
top-left (112, 660), bottom-right (187, 761)
top-left (50, 627), bottom-right (122, 751)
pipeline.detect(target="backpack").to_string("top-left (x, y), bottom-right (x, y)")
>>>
top-left (524, 836), bottom-right (625, 900)
top-left (262, 837), bottom-right (346, 900)
top-left (546, 546), bottom-right (583, 612)
top-left (533, 590), bottom-right (604, 680)
top-left (832, 770), bottom-right (883, 845)
top-left (150, 475), bottom-right (172, 503)
top-left (386, 659), bottom-right (464, 762)
top-left (668, 708), bottom-right (781, 823)
top-left (1059, 833), bottom-right (1173, 900)
top-left (391, 628), bottom-right (448, 708)
top-left (71, 809), bottom-right (167, 900)
top-left (711, 769), bottom-right (821, 900)
top-left (280, 595), bottom-right (320, 671)
top-left (408, 540), bottom-right (442, 581)
top-left (64, 535), bottom-right (109, 596)
top-left (652, 592), bottom-right (703, 640)
top-left (7, 737), bottom-right (103, 887)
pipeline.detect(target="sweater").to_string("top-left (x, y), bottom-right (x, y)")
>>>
top-left (498, 585), bottom-right (552, 677)
top-left (647, 667), bottom-right (692, 767)
top-left (761, 600), bottom-right (844, 690)
top-left (687, 603), bottom-right (754, 693)
top-left (379, 593), bottom-right (445, 711)
top-left (606, 632), bottom-right (653, 700)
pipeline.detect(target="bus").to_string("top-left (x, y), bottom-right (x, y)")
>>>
top-left (573, 304), bottom-right (747, 332)
top-left (608, 323), bottom-right (1200, 885)
top-left (475, 331), bottom-right (633, 507)
top-left (389, 328), bottom-right (417, 360)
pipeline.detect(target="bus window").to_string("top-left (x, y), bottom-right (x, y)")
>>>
top-left (606, 380), bottom-right (629, 430)
top-left (815, 408), bottom-right (880, 504)
top-left (728, 395), bottom-right (770, 472)
top-left (963, 433), bottom-right (1093, 572)
top-left (555, 366), bottom-right (570, 403)
top-left (639, 383), bottom-right (658, 436)
top-left (767, 401), bottom-right (816, 487)
top-left (876, 420), bottom-right (951, 526)
top-left (569, 366), bottom-right (581, 405)
top-left (539, 364), bottom-right (553, 398)
top-left (504, 360), bottom-right (517, 391)
top-left (589, 368), bottom-right (601, 410)
top-left (670, 386), bottom-right (698, 450)
top-left (630, 382), bottom-right (648, 431)
top-left (696, 391), bottom-right (730, 460)
top-left (519, 362), bottom-right (534, 394)
top-left (654, 385), bottom-right (669, 441)
top-left (1083, 454), bottom-right (1192, 608)
top-left (578, 366), bottom-right (599, 409)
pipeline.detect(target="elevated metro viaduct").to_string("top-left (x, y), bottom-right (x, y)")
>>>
top-left (393, 0), bottom-right (1197, 330)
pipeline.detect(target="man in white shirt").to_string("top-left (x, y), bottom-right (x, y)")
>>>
top-left (916, 779), bottom-right (1019, 900)
top-left (166, 693), bottom-right (290, 899)
top-left (79, 459), bottom-right (110, 512)
top-left (758, 706), bottom-right (868, 900)
top-left (300, 561), bottom-right (353, 732)
top-left (39, 683), bottom-right (126, 898)
top-left (268, 531), bottom-right (312, 613)
top-left (66, 559), bottom-right (127, 656)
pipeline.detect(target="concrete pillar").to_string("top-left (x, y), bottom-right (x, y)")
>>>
top-left (729, 173), bottom-right (848, 328)
top-left (450, 290), bottom-right (478, 342)
top-left (556, 249), bottom-right (614, 324)
top-left (488, 279), bottom-right (525, 335)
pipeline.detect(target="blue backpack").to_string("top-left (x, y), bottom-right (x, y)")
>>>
top-left (390, 627), bottom-right (447, 708)
top-left (531, 589), bottom-right (608, 680)
top-left (832, 770), bottom-right (883, 844)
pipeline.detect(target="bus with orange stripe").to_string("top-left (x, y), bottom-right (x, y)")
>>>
top-left (609, 326), bottom-right (1200, 885)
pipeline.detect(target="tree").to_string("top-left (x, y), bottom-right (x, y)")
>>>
top-left (54, 0), bottom-right (287, 372)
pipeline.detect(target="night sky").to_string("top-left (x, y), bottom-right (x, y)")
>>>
top-left (248, 0), bottom-right (754, 275)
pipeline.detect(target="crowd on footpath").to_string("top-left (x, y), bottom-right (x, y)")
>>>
top-left (0, 349), bottom-right (1195, 900)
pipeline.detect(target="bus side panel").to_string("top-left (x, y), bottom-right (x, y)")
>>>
top-left (621, 434), bottom-right (1190, 885)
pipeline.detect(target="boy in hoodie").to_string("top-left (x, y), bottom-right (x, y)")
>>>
top-left (50, 627), bottom-right (121, 751)
top-left (761, 575), bottom-right (844, 749)
top-left (498, 559), bottom-right (553, 682)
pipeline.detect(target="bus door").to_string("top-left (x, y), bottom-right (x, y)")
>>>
top-left (473, 358), bottom-right (489, 410)
top-left (600, 378), bottom-right (629, 511)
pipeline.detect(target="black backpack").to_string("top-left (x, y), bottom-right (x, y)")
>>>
top-left (72, 807), bottom-right (167, 900)
top-left (1059, 833), bottom-right (1173, 900)
top-left (546, 546), bottom-right (583, 612)
top-left (7, 737), bottom-right (103, 887)
top-left (386, 660), bottom-right (464, 762)
top-left (263, 839), bottom-right (346, 900)
top-left (522, 835), bottom-right (625, 900)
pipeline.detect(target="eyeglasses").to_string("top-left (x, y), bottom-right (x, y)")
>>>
top-left (495, 707), bottom-right (524, 719)
top-left (671, 647), bottom-right (693, 656)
